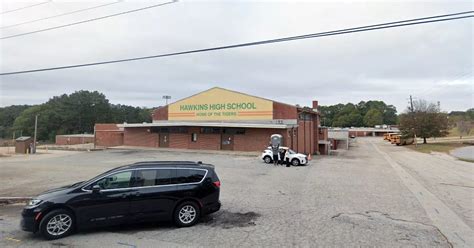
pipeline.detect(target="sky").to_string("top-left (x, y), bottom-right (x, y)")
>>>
top-left (0, 0), bottom-right (472, 113)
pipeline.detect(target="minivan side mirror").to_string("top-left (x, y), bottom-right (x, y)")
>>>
top-left (92, 185), bottom-right (101, 193)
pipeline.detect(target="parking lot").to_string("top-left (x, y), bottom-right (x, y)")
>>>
top-left (0, 137), bottom-right (472, 247)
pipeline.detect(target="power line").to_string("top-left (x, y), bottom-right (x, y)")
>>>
top-left (1, 1), bottom-right (123, 29)
top-left (0, 0), bottom-right (51, 15)
top-left (1, 0), bottom-right (178, 40)
top-left (1, 11), bottom-right (472, 76)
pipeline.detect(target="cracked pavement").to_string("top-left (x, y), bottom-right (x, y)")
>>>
top-left (0, 137), bottom-right (472, 247)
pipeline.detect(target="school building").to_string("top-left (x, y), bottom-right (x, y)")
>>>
top-left (95, 87), bottom-right (326, 155)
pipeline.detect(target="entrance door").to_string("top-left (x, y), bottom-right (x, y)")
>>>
top-left (159, 133), bottom-right (169, 147)
top-left (221, 134), bottom-right (234, 150)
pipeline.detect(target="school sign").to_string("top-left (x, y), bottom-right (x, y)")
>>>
top-left (168, 87), bottom-right (273, 120)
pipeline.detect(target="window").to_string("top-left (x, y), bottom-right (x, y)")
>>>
top-left (201, 127), bottom-right (221, 134)
top-left (223, 128), bottom-right (246, 135)
top-left (135, 169), bottom-right (173, 186)
top-left (170, 127), bottom-right (188, 133)
top-left (90, 171), bottom-right (132, 190)
top-left (174, 169), bottom-right (206, 184)
top-left (191, 133), bottom-right (197, 142)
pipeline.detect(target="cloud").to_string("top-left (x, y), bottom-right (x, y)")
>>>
top-left (1, 0), bottom-right (472, 112)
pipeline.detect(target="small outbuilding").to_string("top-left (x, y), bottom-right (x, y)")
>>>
top-left (15, 136), bottom-right (33, 154)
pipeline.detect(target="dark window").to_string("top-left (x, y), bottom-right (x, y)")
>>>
top-left (223, 128), bottom-right (245, 135)
top-left (89, 171), bottom-right (132, 190)
top-left (170, 127), bottom-right (188, 133)
top-left (174, 169), bottom-right (206, 184)
top-left (191, 133), bottom-right (197, 142)
top-left (201, 127), bottom-right (221, 134)
top-left (135, 169), bottom-right (173, 186)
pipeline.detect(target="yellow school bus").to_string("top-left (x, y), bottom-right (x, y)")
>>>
top-left (387, 133), bottom-right (398, 142)
top-left (394, 135), bottom-right (414, 146)
top-left (390, 134), bottom-right (399, 144)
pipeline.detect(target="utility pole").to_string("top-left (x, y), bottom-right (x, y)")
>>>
top-left (33, 114), bottom-right (38, 154)
top-left (409, 95), bottom-right (417, 147)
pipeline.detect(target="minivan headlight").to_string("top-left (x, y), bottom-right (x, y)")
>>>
top-left (27, 199), bottom-right (42, 207)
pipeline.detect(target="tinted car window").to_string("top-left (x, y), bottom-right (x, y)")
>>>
top-left (175, 169), bottom-right (206, 184)
top-left (91, 171), bottom-right (132, 190)
top-left (135, 169), bottom-right (173, 186)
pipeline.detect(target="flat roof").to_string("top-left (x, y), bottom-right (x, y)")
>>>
top-left (56, 134), bottom-right (94, 138)
top-left (120, 121), bottom-right (293, 129)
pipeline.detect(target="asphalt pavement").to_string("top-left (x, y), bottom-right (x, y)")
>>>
top-left (0, 137), bottom-right (472, 247)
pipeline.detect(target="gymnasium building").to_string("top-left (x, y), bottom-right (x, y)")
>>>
top-left (95, 87), bottom-right (325, 155)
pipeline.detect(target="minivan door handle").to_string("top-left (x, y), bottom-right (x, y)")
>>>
top-left (121, 193), bottom-right (128, 199)
top-left (132, 192), bottom-right (140, 197)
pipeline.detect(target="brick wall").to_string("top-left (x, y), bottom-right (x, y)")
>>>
top-left (56, 136), bottom-right (94, 145)
top-left (234, 128), bottom-right (286, 152)
top-left (94, 124), bottom-right (124, 147)
top-left (169, 133), bottom-right (189, 149)
top-left (152, 106), bottom-right (168, 121)
top-left (95, 132), bottom-right (124, 147)
top-left (123, 127), bottom-right (158, 147)
top-left (95, 123), bottom-right (121, 131)
top-left (273, 102), bottom-right (297, 119)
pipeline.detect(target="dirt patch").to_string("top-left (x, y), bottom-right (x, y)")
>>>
top-left (201, 210), bottom-right (260, 229)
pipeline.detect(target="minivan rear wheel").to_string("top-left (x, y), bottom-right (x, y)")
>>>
top-left (39, 209), bottom-right (74, 240)
top-left (174, 201), bottom-right (200, 227)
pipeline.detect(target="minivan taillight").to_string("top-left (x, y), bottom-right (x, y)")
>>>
top-left (213, 181), bottom-right (221, 187)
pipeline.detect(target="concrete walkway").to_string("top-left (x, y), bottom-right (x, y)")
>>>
top-left (109, 145), bottom-right (261, 157)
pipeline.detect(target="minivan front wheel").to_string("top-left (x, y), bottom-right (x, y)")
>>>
top-left (174, 201), bottom-right (200, 227)
top-left (39, 209), bottom-right (74, 240)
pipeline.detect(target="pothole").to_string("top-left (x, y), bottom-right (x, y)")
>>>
top-left (201, 210), bottom-right (260, 229)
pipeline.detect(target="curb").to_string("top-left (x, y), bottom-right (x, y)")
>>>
top-left (108, 146), bottom-right (260, 157)
top-left (0, 197), bottom-right (32, 204)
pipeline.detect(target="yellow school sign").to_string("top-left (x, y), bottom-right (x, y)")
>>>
top-left (168, 87), bottom-right (273, 121)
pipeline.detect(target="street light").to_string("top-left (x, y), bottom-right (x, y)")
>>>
top-left (162, 95), bottom-right (171, 105)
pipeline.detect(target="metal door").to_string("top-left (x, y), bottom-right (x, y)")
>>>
top-left (159, 133), bottom-right (169, 147)
top-left (221, 134), bottom-right (234, 150)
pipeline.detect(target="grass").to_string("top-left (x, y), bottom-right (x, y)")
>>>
top-left (447, 127), bottom-right (474, 137)
top-left (405, 142), bottom-right (469, 154)
top-left (458, 158), bottom-right (474, 163)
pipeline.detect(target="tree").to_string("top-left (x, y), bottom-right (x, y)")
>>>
top-left (320, 100), bottom-right (397, 127)
top-left (10, 91), bottom-right (154, 141)
top-left (0, 105), bottom-right (31, 138)
top-left (364, 109), bottom-right (383, 127)
top-left (399, 99), bottom-right (449, 144)
top-left (456, 120), bottom-right (472, 138)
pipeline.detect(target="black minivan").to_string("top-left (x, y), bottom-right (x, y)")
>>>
top-left (21, 161), bottom-right (221, 240)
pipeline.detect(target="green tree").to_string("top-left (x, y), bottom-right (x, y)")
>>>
top-left (399, 100), bottom-right (449, 144)
top-left (363, 109), bottom-right (383, 127)
top-left (0, 105), bottom-right (32, 138)
top-left (320, 100), bottom-right (397, 127)
top-left (10, 90), bottom-right (153, 141)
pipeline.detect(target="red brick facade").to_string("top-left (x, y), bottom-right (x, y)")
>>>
top-left (55, 135), bottom-right (94, 145)
top-left (95, 89), bottom-right (321, 154)
top-left (95, 124), bottom-right (124, 147)
top-left (152, 106), bottom-right (168, 121)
